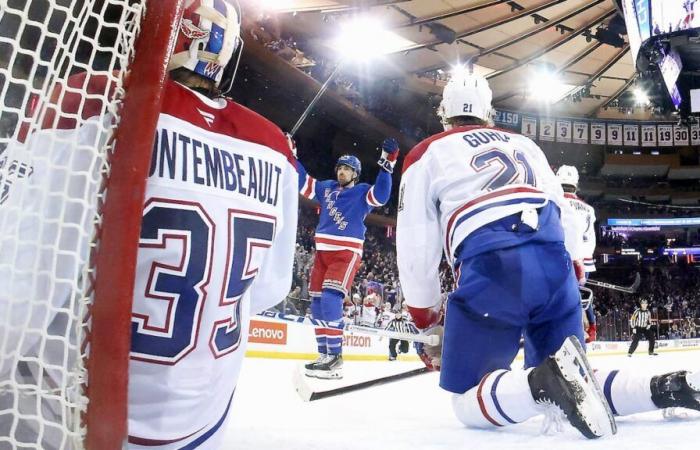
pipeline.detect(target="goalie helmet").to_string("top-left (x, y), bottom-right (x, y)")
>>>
top-left (169, 0), bottom-right (243, 93)
top-left (556, 165), bottom-right (579, 189)
top-left (335, 155), bottom-right (361, 178)
top-left (437, 72), bottom-right (493, 128)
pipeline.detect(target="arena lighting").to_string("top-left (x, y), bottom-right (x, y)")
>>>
top-left (291, 17), bottom-right (413, 135)
top-left (332, 17), bottom-right (414, 61)
top-left (528, 65), bottom-right (575, 103)
top-left (634, 88), bottom-right (650, 105)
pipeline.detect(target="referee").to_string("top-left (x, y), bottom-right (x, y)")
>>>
top-left (385, 310), bottom-right (419, 361)
top-left (628, 298), bottom-right (658, 356)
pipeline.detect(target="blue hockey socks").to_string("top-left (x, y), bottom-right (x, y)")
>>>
top-left (310, 295), bottom-right (327, 354)
top-left (321, 289), bottom-right (345, 355)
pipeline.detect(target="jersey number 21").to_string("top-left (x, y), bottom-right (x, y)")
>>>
top-left (470, 149), bottom-right (535, 190)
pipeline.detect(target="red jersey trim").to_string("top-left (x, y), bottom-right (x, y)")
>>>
top-left (564, 193), bottom-right (580, 200)
top-left (19, 71), bottom-right (117, 141)
top-left (314, 236), bottom-right (364, 250)
top-left (401, 125), bottom-right (520, 174)
top-left (477, 372), bottom-right (503, 427)
top-left (161, 80), bottom-right (296, 167)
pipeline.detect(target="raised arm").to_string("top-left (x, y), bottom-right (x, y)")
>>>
top-left (366, 137), bottom-right (399, 207)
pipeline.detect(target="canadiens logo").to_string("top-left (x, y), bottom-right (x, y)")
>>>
top-left (180, 19), bottom-right (209, 40)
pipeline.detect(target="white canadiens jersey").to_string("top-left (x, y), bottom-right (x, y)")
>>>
top-left (396, 126), bottom-right (583, 309)
top-left (0, 75), bottom-right (298, 449)
top-left (564, 193), bottom-right (597, 272)
top-left (128, 80), bottom-right (298, 448)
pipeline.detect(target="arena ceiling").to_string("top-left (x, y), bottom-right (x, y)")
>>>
top-left (251, 0), bottom-right (663, 121)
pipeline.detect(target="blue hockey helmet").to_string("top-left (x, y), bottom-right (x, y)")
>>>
top-left (335, 154), bottom-right (361, 178)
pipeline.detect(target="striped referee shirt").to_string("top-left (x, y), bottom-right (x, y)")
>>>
top-left (385, 316), bottom-right (419, 335)
top-left (630, 308), bottom-right (651, 328)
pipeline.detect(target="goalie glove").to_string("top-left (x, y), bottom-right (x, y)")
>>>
top-left (414, 326), bottom-right (443, 371)
top-left (377, 137), bottom-right (399, 173)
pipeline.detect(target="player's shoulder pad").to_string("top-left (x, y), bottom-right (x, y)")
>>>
top-left (222, 99), bottom-right (296, 167)
top-left (35, 71), bottom-right (117, 133)
top-left (165, 80), bottom-right (296, 168)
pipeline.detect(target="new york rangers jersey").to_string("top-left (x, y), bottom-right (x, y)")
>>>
top-left (297, 162), bottom-right (391, 254)
top-left (565, 193), bottom-right (597, 272)
top-left (397, 125), bottom-right (583, 310)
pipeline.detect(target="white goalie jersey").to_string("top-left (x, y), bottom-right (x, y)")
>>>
top-left (564, 193), bottom-right (597, 272)
top-left (396, 126), bottom-right (583, 309)
top-left (1, 74), bottom-right (298, 449)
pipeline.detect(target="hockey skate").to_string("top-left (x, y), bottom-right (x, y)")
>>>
top-left (651, 371), bottom-right (700, 411)
top-left (304, 354), bottom-right (329, 378)
top-left (528, 336), bottom-right (617, 439)
top-left (314, 354), bottom-right (343, 380)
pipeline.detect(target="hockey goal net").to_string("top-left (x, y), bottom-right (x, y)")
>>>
top-left (0, 1), bottom-right (181, 449)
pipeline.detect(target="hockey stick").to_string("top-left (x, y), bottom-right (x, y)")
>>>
top-left (585, 272), bottom-right (640, 294)
top-left (256, 311), bottom-right (440, 345)
top-left (293, 366), bottom-right (431, 402)
top-left (289, 61), bottom-right (343, 136)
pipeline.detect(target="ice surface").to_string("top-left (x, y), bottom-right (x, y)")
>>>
top-left (226, 350), bottom-right (700, 450)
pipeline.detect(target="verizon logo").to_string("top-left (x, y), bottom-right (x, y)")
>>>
top-left (197, 108), bottom-right (215, 127)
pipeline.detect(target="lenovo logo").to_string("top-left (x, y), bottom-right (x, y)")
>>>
top-left (248, 320), bottom-right (287, 345)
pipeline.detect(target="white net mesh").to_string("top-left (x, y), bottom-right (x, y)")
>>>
top-left (0, 1), bottom-right (145, 448)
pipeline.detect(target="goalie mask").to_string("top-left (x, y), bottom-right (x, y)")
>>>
top-left (169, 0), bottom-right (243, 94)
top-left (437, 72), bottom-right (493, 129)
top-left (556, 165), bottom-right (579, 190)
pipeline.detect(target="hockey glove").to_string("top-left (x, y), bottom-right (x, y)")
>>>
top-left (573, 259), bottom-right (586, 286)
top-left (415, 325), bottom-right (443, 371)
top-left (378, 137), bottom-right (399, 173)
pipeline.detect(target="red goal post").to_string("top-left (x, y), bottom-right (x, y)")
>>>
top-left (87, 2), bottom-right (185, 449)
top-left (0, 1), bottom-right (185, 449)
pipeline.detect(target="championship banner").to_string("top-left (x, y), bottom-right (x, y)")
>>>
top-left (522, 116), bottom-right (537, 138)
top-left (607, 124), bottom-right (622, 146)
top-left (539, 118), bottom-right (555, 141)
top-left (623, 124), bottom-right (639, 146)
top-left (572, 122), bottom-right (588, 144)
top-left (658, 124), bottom-right (673, 147)
top-left (641, 125), bottom-right (657, 147)
top-left (673, 125), bottom-right (689, 146)
top-left (692, 125), bottom-right (700, 146)
top-left (556, 120), bottom-right (572, 143)
top-left (493, 110), bottom-right (520, 130)
top-left (591, 123), bottom-right (606, 145)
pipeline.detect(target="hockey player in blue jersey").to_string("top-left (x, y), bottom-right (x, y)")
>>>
top-left (297, 139), bottom-right (398, 379)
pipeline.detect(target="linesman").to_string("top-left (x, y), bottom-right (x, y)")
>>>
top-left (628, 298), bottom-right (658, 356)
